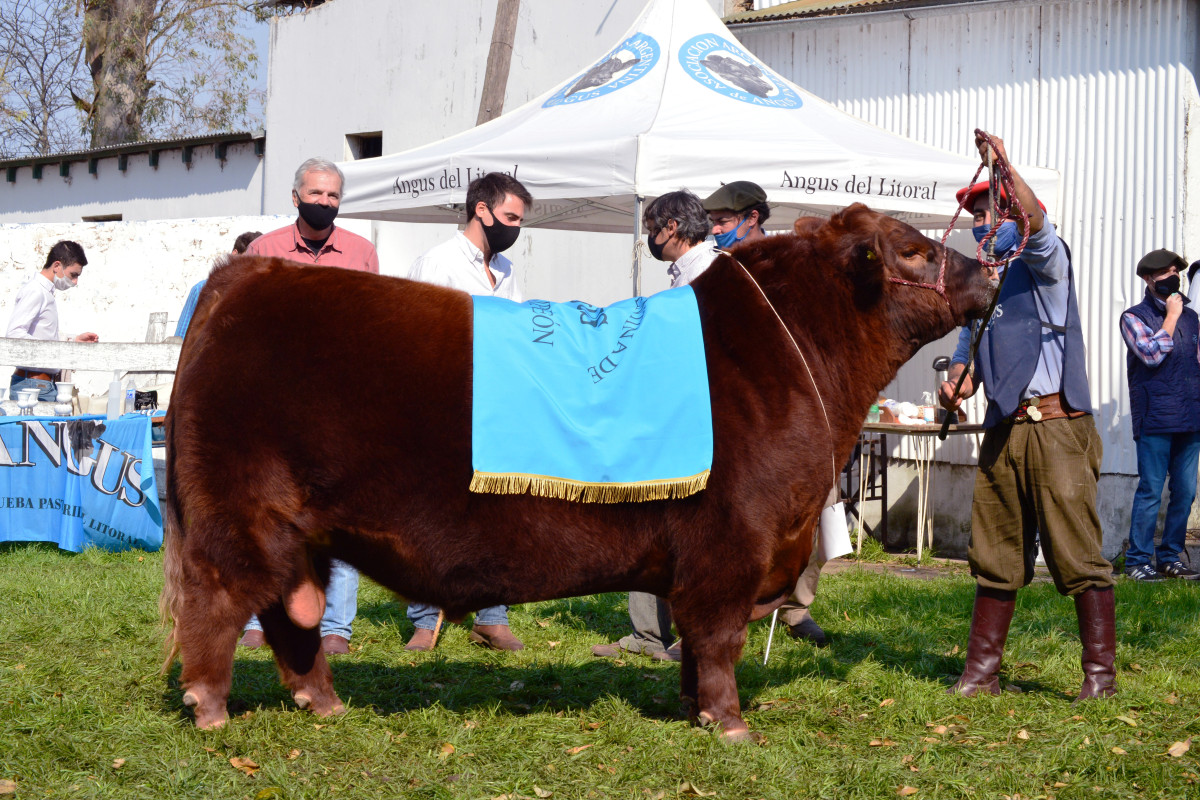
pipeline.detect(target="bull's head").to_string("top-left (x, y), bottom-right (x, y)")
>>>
top-left (799, 203), bottom-right (995, 328)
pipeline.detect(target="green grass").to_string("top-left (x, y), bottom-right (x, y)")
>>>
top-left (2, 543), bottom-right (1199, 799)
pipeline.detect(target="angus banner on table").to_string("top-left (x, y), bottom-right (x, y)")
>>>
top-left (0, 414), bottom-right (162, 552)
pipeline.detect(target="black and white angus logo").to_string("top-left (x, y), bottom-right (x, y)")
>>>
top-left (568, 55), bottom-right (641, 96)
top-left (700, 54), bottom-right (771, 98)
top-left (543, 33), bottom-right (660, 108)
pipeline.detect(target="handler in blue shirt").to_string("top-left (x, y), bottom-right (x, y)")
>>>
top-left (1119, 249), bottom-right (1200, 582)
top-left (939, 134), bottom-right (1116, 702)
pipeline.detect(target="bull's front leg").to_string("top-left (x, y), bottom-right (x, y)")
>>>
top-left (673, 610), bottom-right (754, 741)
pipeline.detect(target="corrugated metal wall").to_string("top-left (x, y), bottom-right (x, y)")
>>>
top-left (737, 0), bottom-right (1200, 474)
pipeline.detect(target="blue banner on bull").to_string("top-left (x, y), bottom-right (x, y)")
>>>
top-left (0, 414), bottom-right (163, 552)
top-left (471, 287), bottom-right (713, 503)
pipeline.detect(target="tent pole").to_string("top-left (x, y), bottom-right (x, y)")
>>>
top-left (633, 195), bottom-right (644, 297)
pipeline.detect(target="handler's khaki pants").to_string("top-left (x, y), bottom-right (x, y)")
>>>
top-left (969, 414), bottom-right (1114, 596)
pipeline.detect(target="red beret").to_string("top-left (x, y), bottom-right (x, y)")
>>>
top-left (956, 181), bottom-right (1045, 215)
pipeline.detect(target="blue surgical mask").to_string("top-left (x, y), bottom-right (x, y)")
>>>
top-left (714, 216), bottom-right (751, 249)
top-left (972, 220), bottom-right (1020, 256)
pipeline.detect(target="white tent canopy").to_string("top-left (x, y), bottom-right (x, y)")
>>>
top-left (338, 0), bottom-right (1058, 233)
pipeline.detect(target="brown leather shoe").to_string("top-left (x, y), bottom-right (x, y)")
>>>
top-left (591, 642), bottom-right (626, 658)
top-left (238, 629), bottom-right (265, 649)
top-left (948, 586), bottom-right (1017, 696)
top-left (1074, 586), bottom-right (1117, 701)
top-left (405, 628), bottom-right (436, 652)
top-left (469, 624), bottom-right (524, 651)
top-left (321, 634), bottom-right (351, 655)
top-left (650, 643), bottom-right (682, 662)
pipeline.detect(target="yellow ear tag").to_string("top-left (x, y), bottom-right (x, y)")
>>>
top-left (866, 250), bottom-right (877, 261)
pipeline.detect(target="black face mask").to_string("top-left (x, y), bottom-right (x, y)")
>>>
top-left (481, 206), bottom-right (521, 254)
top-left (296, 199), bottom-right (338, 231)
top-left (1155, 274), bottom-right (1181, 297)
top-left (647, 228), bottom-right (668, 261)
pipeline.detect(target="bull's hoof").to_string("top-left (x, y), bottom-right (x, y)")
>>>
top-left (293, 690), bottom-right (346, 717)
top-left (696, 711), bottom-right (760, 743)
top-left (720, 725), bottom-right (764, 744)
top-left (183, 690), bottom-right (229, 729)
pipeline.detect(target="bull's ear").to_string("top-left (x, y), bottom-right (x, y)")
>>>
top-left (845, 235), bottom-right (886, 309)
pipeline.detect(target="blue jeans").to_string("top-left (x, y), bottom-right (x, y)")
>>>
top-left (407, 602), bottom-right (509, 630)
top-left (9, 375), bottom-right (56, 402)
top-left (245, 558), bottom-right (359, 639)
top-left (1127, 431), bottom-right (1200, 568)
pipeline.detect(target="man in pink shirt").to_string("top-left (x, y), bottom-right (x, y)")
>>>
top-left (238, 157), bottom-right (380, 656)
top-left (246, 157), bottom-right (379, 273)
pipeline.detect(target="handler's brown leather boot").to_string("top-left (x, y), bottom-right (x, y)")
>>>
top-left (469, 624), bottom-right (524, 651)
top-left (1074, 586), bottom-right (1117, 701)
top-left (321, 634), bottom-right (350, 655)
top-left (948, 586), bottom-right (1017, 696)
top-left (405, 628), bottom-right (436, 652)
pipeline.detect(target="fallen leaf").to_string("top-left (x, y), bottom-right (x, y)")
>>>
top-left (679, 781), bottom-right (717, 796)
top-left (137, 556), bottom-right (144, 562)
top-left (898, 787), bottom-right (919, 796)
top-left (844, 611), bottom-right (851, 621)
top-left (255, 789), bottom-right (284, 800)
top-left (1166, 692), bottom-right (1179, 705)
top-left (509, 680), bottom-right (525, 690)
top-left (534, 788), bottom-right (553, 798)
top-left (1111, 747), bottom-right (1127, 755)
top-left (548, 641), bottom-right (560, 648)
top-left (1128, 663), bottom-right (1143, 672)
top-left (229, 756), bottom-right (259, 776)
top-left (585, 722), bottom-right (603, 730)
top-left (649, 792), bottom-right (666, 800)
top-left (566, 744), bottom-right (594, 755)
top-left (537, 619), bottom-right (551, 627)
top-left (929, 725), bottom-right (948, 735)
top-left (463, 721), bottom-right (478, 729)
top-left (1167, 739), bottom-right (1192, 758)
top-left (901, 755), bottom-right (914, 763)
top-left (1053, 782), bottom-right (1068, 788)
top-left (287, 749), bottom-right (300, 760)
top-left (313, 724), bottom-right (325, 730)
top-left (880, 698), bottom-right (895, 707)
top-left (642, 673), bottom-right (660, 681)
top-left (203, 747), bottom-right (218, 753)
top-left (1115, 715), bottom-right (1138, 727)
top-left (13, 665), bottom-right (23, 671)
top-left (111, 758), bottom-right (126, 769)
top-left (1016, 730), bottom-right (1030, 740)
top-left (922, 737), bottom-right (939, 744)
top-left (1007, 709), bottom-right (1016, 717)
top-left (0, 780), bottom-right (15, 795)
top-left (439, 743), bottom-right (455, 759)
top-left (1082, 736), bottom-right (1090, 746)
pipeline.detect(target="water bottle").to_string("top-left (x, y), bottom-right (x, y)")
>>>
top-left (124, 379), bottom-right (136, 416)
top-left (106, 371), bottom-right (123, 419)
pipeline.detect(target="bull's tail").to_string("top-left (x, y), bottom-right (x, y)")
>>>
top-left (158, 491), bottom-right (184, 673)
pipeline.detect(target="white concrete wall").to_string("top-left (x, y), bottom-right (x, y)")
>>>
top-left (0, 216), bottom-right (296, 396)
top-left (0, 140), bottom-right (265, 224)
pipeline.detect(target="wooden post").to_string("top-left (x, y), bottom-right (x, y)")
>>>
top-left (476, 0), bottom-right (521, 125)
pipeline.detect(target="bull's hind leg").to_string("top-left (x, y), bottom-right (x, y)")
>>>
top-left (257, 602), bottom-right (345, 717)
top-left (175, 573), bottom-right (241, 729)
top-left (673, 608), bottom-right (754, 741)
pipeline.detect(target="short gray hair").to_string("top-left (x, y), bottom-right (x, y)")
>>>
top-left (293, 157), bottom-right (345, 193)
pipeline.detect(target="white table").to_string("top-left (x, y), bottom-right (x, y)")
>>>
top-left (859, 421), bottom-right (985, 559)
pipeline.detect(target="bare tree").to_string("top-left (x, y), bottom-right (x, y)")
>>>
top-left (80, 0), bottom-right (266, 147)
top-left (0, 0), bottom-right (268, 156)
top-left (0, 0), bottom-right (90, 157)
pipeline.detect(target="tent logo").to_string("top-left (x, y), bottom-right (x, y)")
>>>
top-left (543, 33), bottom-right (660, 108)
top-left (678, 34), bottom-right (801, 109)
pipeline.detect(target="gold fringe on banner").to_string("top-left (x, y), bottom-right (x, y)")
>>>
top-left (469, 470), bottom-right (710, 503)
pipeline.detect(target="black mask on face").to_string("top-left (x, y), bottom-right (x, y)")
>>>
top-left (647, 228), bottom-right (668, 261)
top-left (1155, 274), bottom-right (1181, 297)
top-left (296, 199), bottom-right (338, 231)
top-left (481, 206), bottom-right (521, 254)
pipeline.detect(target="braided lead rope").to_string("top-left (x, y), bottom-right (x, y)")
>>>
top-left (721, 250), bottom-right (839, 490)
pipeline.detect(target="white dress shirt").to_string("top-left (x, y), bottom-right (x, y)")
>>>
top-left (667, 239), bottom-right (720, 288)
top-left (6, 274), bottom-right (64, 373)
top-left (409, 232), bottom-right (522, 301)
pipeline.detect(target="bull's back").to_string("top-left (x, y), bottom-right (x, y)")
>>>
top-left (169, 258), bottom-right (475, 527)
